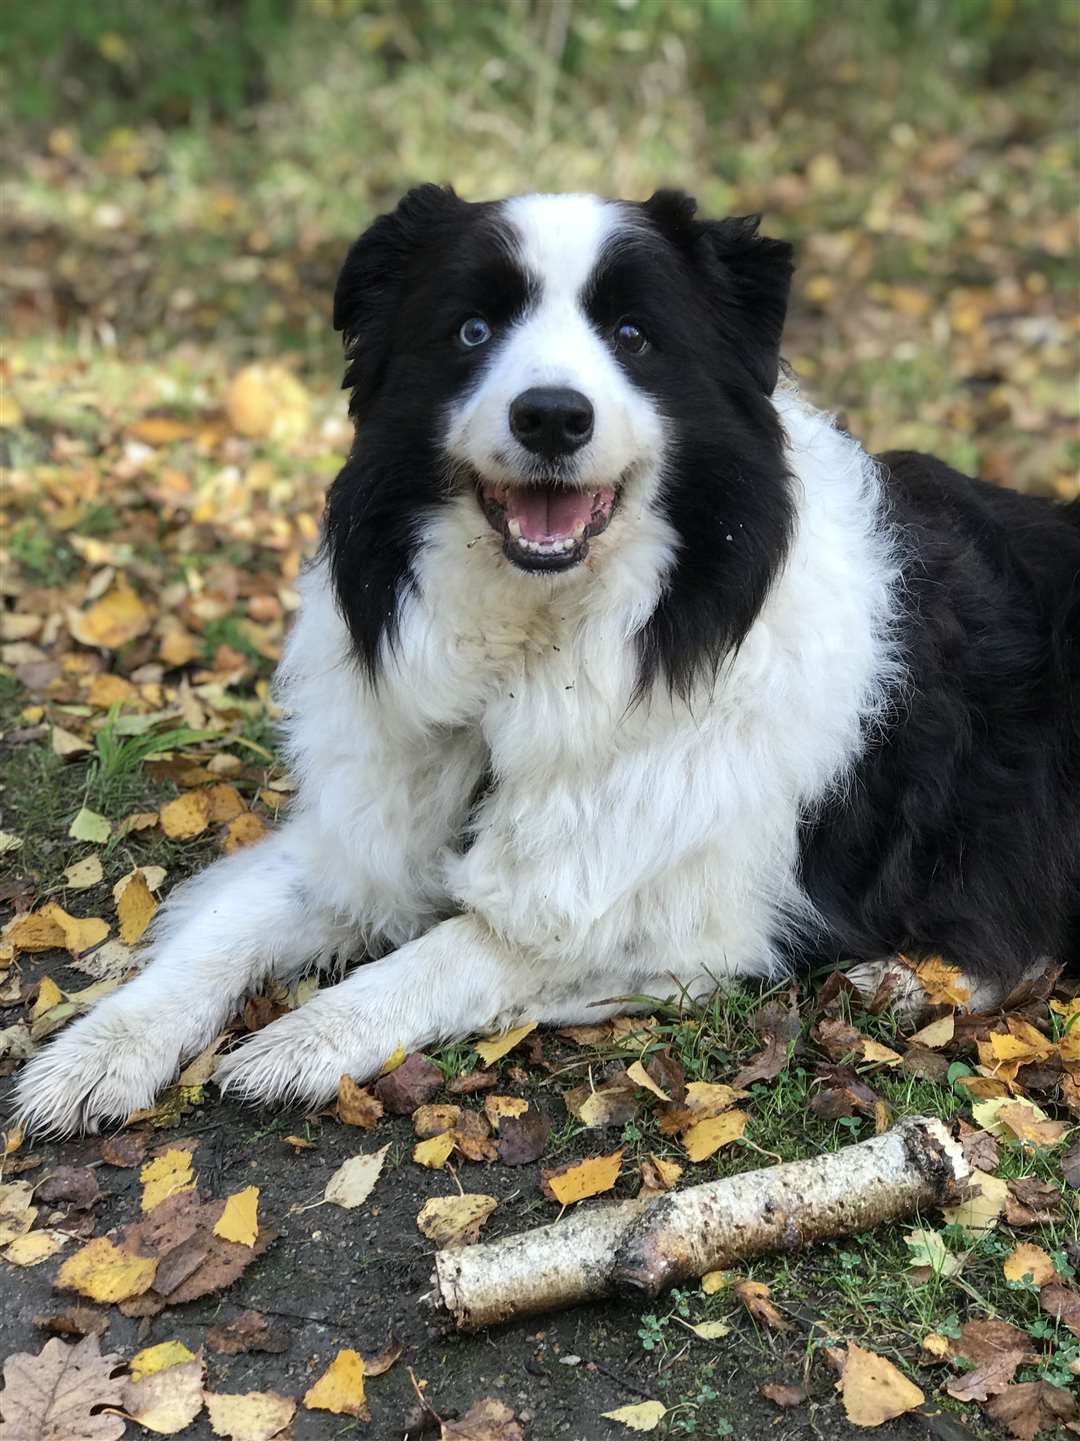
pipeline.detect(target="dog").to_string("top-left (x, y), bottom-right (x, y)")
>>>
top-left (15, 186), bottom-right (1080, 1135)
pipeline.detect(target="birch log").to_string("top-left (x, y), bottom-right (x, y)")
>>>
top-left (432, 1116), bottom-right (968, 1329)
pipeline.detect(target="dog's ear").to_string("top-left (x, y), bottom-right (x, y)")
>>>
top-left (643, 190), bottom-right (793, 394)
top-left (334, 184), bottom-right (465, 408)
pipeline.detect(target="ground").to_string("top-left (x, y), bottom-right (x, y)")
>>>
top-left (2, 6), bottom-right (1078, 1437)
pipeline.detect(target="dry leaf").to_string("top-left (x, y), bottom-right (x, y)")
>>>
top-left (600, 1400), bottom-right (667, 1431)
top-left (483, 1094), bottom-right (530, 1128)
top-left (416, 1193), bottom-right (498, 1247)
top-left (204, 1390), bottom-right (297, 1441)
top-left (159, 791), bottom-right (211, 840)
top-left (130, 1341), bottom-right (198, 1379)
top-left (909, 1014), bottom-right (955, 1048)
top-left (116, 869), bottom-right (157, 945)
top-left (64, 855), bottom-right (104, 891)
top-left (413, 1103), bottom-right (462, 1137)
top-left (373, 1052), bottom-right (442, 1113)
top-left (32, 976), bottom-right (64, 1019)
top-left (496, 1107), bottom-right (552, 1166)
top-left (1040, 1283), bottom-right (1080, 1338)
top-left (1003, 1241), bottom-right (1056, 1286)
top-left (0, 1333), bottom-right (126, 1441)
top-left (336, 1074), bottom-right (384, 1128)
top-left (205, 1311), bottom-right (289, 1357)
top-left (69, 580), bottom-right (152, 650)
top-left (223, 812), bottom-right (268, 852)
top-left (122, 1356), bottom-right (204, 1434)
top-left (140, 1148), bottom-right (196, 1212)
top-left (213, 1186), bottom-right (259, 1247)
top-left (685, 1320), bottom-right (731, 1339)
top-left (441, 1397), bottom-right (524, 1440)
top-left (625, 1060), bottom-right (671, 1101)
top-left (55, 1235), bottom-right (158, 1303)
top-left (681, 1109), bottom-right (748, 1162)
top-left (545, 1150), bottom-right (623, 1205)
top-left (4, 1230), bottom-right (68, 1266)
top-left (941, 1168), bottom-right (1009, 1235)
top-left (225, 364), bottom-right (311, 442)
top-left (324, 1144), bottom-right (389, 1209)
top-left (700, 1270), bottom-right (733, 1294)
top-left (914, 956), bottom-right (971, 1006)
top-left (68, 808), bottom-right (112, 844)
top-left (983, 1380), bottom-right (1075, 1440)
top-left (361, 1335), bottom-right (402, 1377)
top-left (838, 1342), bottom-right (924, 1426)
top-left (302, 1348), bottom-right (366, 1417)
top-left (474, 1021), bottom-right (538, 1066)
top-left (414, 1132), bottom-right (456, 1169)
top-left (735, 1280), bottom-right (790, 1331)
top-left (52, 724), bottom-right (92, 758)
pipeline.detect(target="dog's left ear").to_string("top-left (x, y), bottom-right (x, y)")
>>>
top-left (643, 190), bottom-right (794, 394)
top-left (334, 184), bottom-right (466, 409)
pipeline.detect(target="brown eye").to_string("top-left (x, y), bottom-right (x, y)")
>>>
top-left (613, 321), bottom-right (648, 355)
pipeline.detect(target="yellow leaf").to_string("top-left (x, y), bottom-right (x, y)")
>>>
top-left (908, 1014), bottom-right (955, 1049)
top-left (682, 1081), bottom-right (747, 1119)
top-left (1003, 1242), bottom-right (1057, 1286)
top-left (158, 627), bottom-right (201, 668)
top-left (123, 1358), bottom-right (205, 1434)
top-left (324, 1145), bottom-right (389, 1209)
top-left (860, 1039), bottom-right (902, 1065)
top-left (159, 791), bottom-right (211, 840)
top-left (303, 1348), bottom-right (366, 1417)
top-left (31, 976), bottom-right (63, 1020)
top-left (973, 1095), bottom-right (1067, 1145)
top-left (68, 806), bottom-right (112, 843)
top-left (140, 1148), bottom-right (196, 1212)
top-left (5, 902), bottom-right (108, 958)
top-left (548, 1150), bottom-right (623, 1205)
top-left (413, 1133), bottom-right (455, 1170)
top-left (682, 1108), bottom-right (748, 1162)
top-left (642, 1153), bottom-right (683, 1190)
top-left (52, 724), bottom-right (92, 758)
top-left (838, 1342), bottom-right (924, 1426)
top-left (941, 1168), bottom-right (1008, 1236)
top-left (700, 1270), bottom-right (734, 1295)
top-left (685, 1320), bottom-right (731, 1339)
top-left (130, 1341), bottom-right (198, 1380)
top-left (223, 812), bottom-right (268, 853)
top-left (474, 1021), bottom-right (538, 1067)
top-left (117, 869), bottom-right (158, 945)
top-left (3, 1229), bottom-right (67, 1266)
top-left (337, 1074), bottom-right (384, 1128)
top-left (69, 579), bottom-right (152, 650)
top-left (226, 364), bottom-right (311, 443)
top-left (601, 1400), bottom-right (667, 1431)
top-left (0, 1180), bottom-right (36, 1244)
top-left (626, 1060), bottom-right (671, 1100)
top-left (921, 1332), bottom-right (952, 1358)
top-left (483, 1095), bottom-right (529, 1130)
top-left (204, 1390), bottom-right (297, 1441)
top-left (913, 956), bottom-right (970, 1007)
top-left (213, 1186), bottom-right (260, 1247)
top-left (56, 1234), bottom-right (158, 1302)
top-left (64, 855), bottom-right (104, 891)
top-left (377, 1042), bottom-right (406, 1076)
top-left (416, 1193), bottom-right (498, 1247)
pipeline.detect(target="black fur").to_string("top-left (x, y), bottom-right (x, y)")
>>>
top-left (324, 185), bottom-right (1080, 993)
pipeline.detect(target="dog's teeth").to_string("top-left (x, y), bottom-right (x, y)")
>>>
top-left (507, 519), bottom-right (522, 540)
top-left (573, 521), bottom-right (586, 540)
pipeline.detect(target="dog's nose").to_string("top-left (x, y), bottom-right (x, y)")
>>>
top-left (508, 387), bottom-right (594, 458)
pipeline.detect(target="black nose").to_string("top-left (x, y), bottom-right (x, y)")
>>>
top-left (508, 387), bottom-right (594, 458)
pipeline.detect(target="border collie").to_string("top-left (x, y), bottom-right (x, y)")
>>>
top-left (16, 187), bottom-right (1080, 1135)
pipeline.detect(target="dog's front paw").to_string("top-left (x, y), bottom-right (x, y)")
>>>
top-left (215, 1002), bottom-right (390, 1111)
top-left (13, 1006), bottom-right (183, 1136)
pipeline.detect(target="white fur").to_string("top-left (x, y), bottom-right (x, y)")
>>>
top-left (15, 201), bottom-right (904, 1134)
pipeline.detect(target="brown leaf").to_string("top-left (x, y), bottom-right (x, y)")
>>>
top-left (496, 1107), bottom-right (551, 1165)
top-left (100, 1133), bottom-right (149, 1168)
top-left (32, 1307), bottom-right (110, 1340)
top-left (564, 1070), bottom-right (641, 1129)
top-left (337, 1074), bottom-right (384, 1129)
top-left (983, 1381), bottom-right (1075, 1440)
top-left (814, 1017), bottom-right (865, 1062)
top-left (450, 1108), bottom-right (498, 1163)
top-left (1040, 1283), bottom-right (1080, 1339)
top-left (35, 1166), bottom-right (101, 1211)
top-left (734, 1280), bottom-right (790, 1331)
top-left (441, 1397), bottom-right (524, 1441)
top-left (413, 1103), bottom-right (462, 1138)
top-left (759, 1382), bottom-right (807, 1408)
top-left (945, 1346), bottom-right (1028, 1401)
top-left (957, 1123), bottom-right (1000, 1174)
top-left (446, 1069), bottom-right (500, 1095)
top-left (731, 993), bottom-right (800, 1088)
top-left (373, 1052), bottom-right (442, 1114)
top-left (206, 1310), bottom-right (289, 1356)
top-left (360, 1334), bottom-right (402, 1377)
top-left (645, 1049), bottom-right (687, 1102)
top-left (1, 1333), bottom-right (126, 1441)
top-left (1062, 1137), bottom-right (1080, 1188)
top-left (950, 1318), bottom-right (1037, 1371)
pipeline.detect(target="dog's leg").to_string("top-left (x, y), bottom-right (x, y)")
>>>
top-left (845, 956), bottom-right (1050, 1017)
top-left (13, 833), bottom-right (354, 1135)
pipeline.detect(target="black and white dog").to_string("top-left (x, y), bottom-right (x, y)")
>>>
top-left (17, 187), bottom-right (1080, 1134)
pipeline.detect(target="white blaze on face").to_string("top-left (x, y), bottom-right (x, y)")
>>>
top-left (442, 193), bottom-right (665, 495)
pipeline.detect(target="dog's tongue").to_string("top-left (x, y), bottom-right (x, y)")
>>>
top-left (504, 484), bottom-right (595, 541)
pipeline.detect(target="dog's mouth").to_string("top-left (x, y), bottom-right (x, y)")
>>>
top-left (477, 479), bottom-right (618, 572)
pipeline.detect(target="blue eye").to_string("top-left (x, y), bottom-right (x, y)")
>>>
top-left (459, 317), bottom-right (492, 348)
top-left (613, 321), bottom-right (648, 354)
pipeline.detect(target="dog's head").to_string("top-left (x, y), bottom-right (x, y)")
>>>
top-left (327, 186), bottom-right (795, 691)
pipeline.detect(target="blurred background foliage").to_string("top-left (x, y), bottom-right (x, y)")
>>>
top-left (2, 0), bottom-right (1077, 490)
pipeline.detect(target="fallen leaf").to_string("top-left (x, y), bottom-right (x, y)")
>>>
top-left (441, 1396), bottom-right (524, 1440)
top-left (837, 1342), bottom-right (924, 1426)
top-left (204, 1390), bottom-right (297, 1441)
top-left (483, 1094), bottom-right (530, 1128)
top-left (159, 791), bottom-right (211, 840)
top-left (915, 956), bottom-right (971, 1007)
top-left (36, 1165), bottom-right (101, 1211)
top-left (414, 1132), bottom-right (456, 1169)
top-left (685, 1320), bottom-right (731, 1339)
top-left (941, 1168), bottom-right (1008, 1235)
top-left (700, 1270), bottom-right (734, 1294)
top-left (682, 1081), bottom-right (747, 1119)
top-left (625, 1059), bottom-right (671, 1101)
top-left (361, 1334), bottom-right (402, 1377)
top-left (4, 1229), bottom-right (68, 1266)
top-left (64, 855), bottom-right (104, 891)
top-left (600, 1400), bottom-right (667, 1431)
top-left (474, 1021), bottom-right (538, 1066)
top-left (336, 1074), bottom-right (384, 1128)
top-left (909, 1014), bottom-right (955, 1048)
top-left (860, 1039), bottom-right (903, 1065)
top-left (544, 1150), bottom-right (623, 1205)
top-left (922, 1332), bottom-right (952, 1358)
top-left (681, 1109), bottom-right (748, 1162)
top-left (1003, 1241), bottom-right (1056, 1286)
top-left (213, 1186), bottom-right (259, 1247)
top-left (496, 1107), bottom-right (552, 1166)
top-left (735, 1280), bottom-right (790, 1331)
top-left (413, 1103), bottom-right (462, 1137)
top-left (760, 1382), bottom-right (807, 1408)
top-left (904, 1227), bottom-right (961, 1279)
top-left (140, 1148), bottom-right (196, 1212)
top-left (52, 724), bottom-right (93, 758)
top-left (995, 1101), bottom-right (1071, 1146)
top-left (32, 976), bottom-right (64, 1019)
top-left (205, 1311), bottom-right (289, 1356)
top-left (983, 1380), bottom-right (1075, 1440)
top-left (226, 364), bottom-right (311, 442)
top-left (100, 1133), bottom-right (148, 1168)
top-left (69, 580), bottom-right (152, 650)
top-left (447, 1069), bottom-right (501, 1095)
top-left (122, 1356), bottom-right (204, 1434)
top-left (0, 1333), bottom-right (126, 1441)
top-left (567, 1072), bottom-right (641, 1129)
top-left (55, 1235), bottom-right (158, 1302)
top-left (68, 807), bottom-right (112, 844)
top-left (1040, 1283), bottom-right (1080, 1338)
top-left (416, 1193), bottom-right (498, 1247)
top-left (223, 813), bottom-right (268, 852)
top-left (1005, 1175), bottom-right (1063, 1225)
top-left (130, 1340), bottom-right (198, 1379)
top-left (32, 1306), bottom-right (110, 1340)
top-left (639, 1154), bottom-right (683, 1192)
top-left (7, 902), bottom-right (109, 958)
top-left (117, 869), bottom-right (157, 944)
top-left (324, 1144), bottom-right (389, 1209)
top-left (372, 1052), bottom-right (442, 1114)
top-left (945, 1343), bottom-right (1028, 1403)
top-left (302, 1348), bottom-right (366, 1417)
